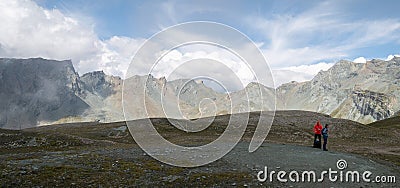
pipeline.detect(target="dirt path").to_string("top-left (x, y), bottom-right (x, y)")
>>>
top-left (224, 142), bottom-right (400, 187)
top-left (1, 141), bottom-right (399, 187)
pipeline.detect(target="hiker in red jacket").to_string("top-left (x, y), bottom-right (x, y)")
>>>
top-left (313, 121), bottom-right (323, 148)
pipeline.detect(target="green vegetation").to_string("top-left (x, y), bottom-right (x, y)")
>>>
top-left (368, 116), bottom-right (400, 128)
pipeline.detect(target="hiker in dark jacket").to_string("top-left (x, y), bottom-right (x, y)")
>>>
top-left (322, 124), bottom-right (329, 151)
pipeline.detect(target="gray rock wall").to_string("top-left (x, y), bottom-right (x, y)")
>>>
top-left (0, 58), bottom-right (89, 129)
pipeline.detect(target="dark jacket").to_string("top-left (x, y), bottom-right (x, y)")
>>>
top-left (322, 127), bottom-right (329, 137)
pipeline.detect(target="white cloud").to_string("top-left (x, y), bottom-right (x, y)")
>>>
top-left (248, 1), bottom-right (400, 69)
top-left (153, 1), bottom-right (400, 86)
top-left (272, 62), bottom-right (335, 87)
top-left (0, 0), bottom-right (264, 86)
top-left (0, 0), bottom-right (144, 78)
top-left (386, 54), bottom-right (400, 61)
top-left (272, 69), bottom-right (311, 87)
top-left (353, 57), bottom-right (367, 63)
top-left (279, 62), bottom-right (334, 75)
top-left (244, 1), bottom-right (400, 86)
top-left (0, 0), bottom-right (98, 61)
top-left (2, 0), bottom-right (399, 88)
top-left (78, 36), bottom-right (145, 77)
top-left (152, 44), bottom-right (256, 91)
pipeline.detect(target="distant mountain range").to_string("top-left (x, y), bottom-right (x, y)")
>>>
top-left (0, 57), bottom-right (399, 129)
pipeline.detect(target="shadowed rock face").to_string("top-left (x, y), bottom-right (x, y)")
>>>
top-left (0, 58), bottom-right (89, 129)
top-left (0, 58), bottom-right (125, 129)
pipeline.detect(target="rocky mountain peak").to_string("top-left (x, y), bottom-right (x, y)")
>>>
top-left (331, 59), bottom-right (363, 72)
top-left (80, 70), bottom-right (121, 98)
top-left (245, 82), bottom-right (261, 88)
top-left (158, 76), bottom-right (167, 86)
top-left (81, 70), bottom-right (106, 77)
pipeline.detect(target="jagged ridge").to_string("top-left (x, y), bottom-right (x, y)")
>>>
top-left (1, 56), bottom-right (399, 129)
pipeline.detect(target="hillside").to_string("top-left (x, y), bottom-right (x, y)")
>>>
top-left (1, 111), bottom-right (398, 187)
top-left (368, 116), bottom-right (400, 129)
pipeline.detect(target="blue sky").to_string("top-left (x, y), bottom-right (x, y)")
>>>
top-left (1, 0), bottom-right (400, 87)
top-left (35, 0), bottom-right (400, 40)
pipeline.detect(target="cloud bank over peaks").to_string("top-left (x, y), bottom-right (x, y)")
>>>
top-left (386, 54), bottom-right (400, 61)
top-left (2, 0), bottom-right (400, 89)
top-left (0, 0), bottom-right (145, 78)
top-left (272, 62), bottom-right (335, 87)
top-left (353, 57), bottom-right (367, 63)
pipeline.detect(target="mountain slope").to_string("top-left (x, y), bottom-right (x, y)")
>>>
top-left (277, 57), bottom-right (400, 123)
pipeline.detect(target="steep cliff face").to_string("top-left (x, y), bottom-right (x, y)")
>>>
top-left (0, 58), bottom-right (126, 129)
top-left (351, 90), bottom-right (394, 120)
top-left (330, 90), bottom-right (396, 123)
top-left (0, 58), bottom-right (89, 129)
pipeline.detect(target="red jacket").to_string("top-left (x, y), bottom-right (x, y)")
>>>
top-left (314, 121), bottom-right (323, 134)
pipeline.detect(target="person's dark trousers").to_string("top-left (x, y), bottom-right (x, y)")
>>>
top-left (314, 134), bottom-right (321, 148)
top-left (323, 136), bottom-right (328, 151)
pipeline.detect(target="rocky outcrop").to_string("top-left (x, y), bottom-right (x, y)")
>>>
top-left (330, 90), bottom-right (396, 123)
top-left (351, 90), bottom-right (394, 120)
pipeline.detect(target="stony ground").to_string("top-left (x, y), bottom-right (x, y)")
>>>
top-left (0, 111), bottom-right (399, 187)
